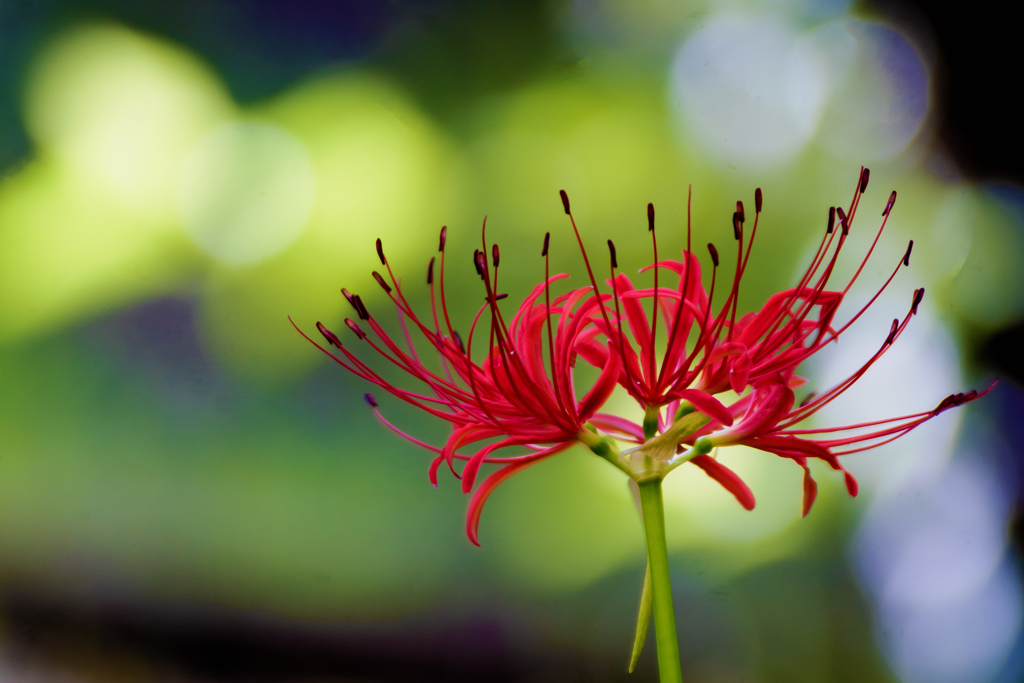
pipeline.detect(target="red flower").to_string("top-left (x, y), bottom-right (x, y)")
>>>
top-left (566, 168), bottom-right (992, 515)
top-left (572, 172), bottom-right (875, 406)
top-left (694, 374), bottom-right (990, 515)
top-left (292, 225), bottom-right (621, 545)
top-left (297, 168), bottom-right (992, 541)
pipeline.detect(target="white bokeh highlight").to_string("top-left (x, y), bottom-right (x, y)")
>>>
top-left (885, 560), bottom-right (1022, 683)
top-left (670, 14), bottom-right (828, 165)
top-left (811, 20), bottom-right (930, 161)
top-left (178, 121), bottom-right (315, 265)
top-left (669, 15), bottom-right (930, 165)
top-left (856, 458), bottom-right (1012, 607)
top-left (855, 457), bottom-right (1022, 683)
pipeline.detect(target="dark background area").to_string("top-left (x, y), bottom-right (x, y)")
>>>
top-left (888, 0), bottom-right (1024, 558)
top-left (893, 1), bottom-right (1022, 186)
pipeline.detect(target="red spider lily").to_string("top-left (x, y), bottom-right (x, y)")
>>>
top-left (691, 373), bottom-right (993, 515)
top-left (566, 168), bottom-right (992, 515)
top-left (571, 169), bottom-right (882, 407)
top-left (292, 224), bottom-right (621, 545)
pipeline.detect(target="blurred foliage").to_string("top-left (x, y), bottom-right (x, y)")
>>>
top-left (0, 1), bottom-right (1020, 681)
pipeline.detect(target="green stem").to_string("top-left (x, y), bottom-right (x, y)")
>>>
top-left (638, 478), bottom-right (682, 683)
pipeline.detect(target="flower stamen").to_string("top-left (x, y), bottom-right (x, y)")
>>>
top-left (648, 202), bottom-right (660, 385)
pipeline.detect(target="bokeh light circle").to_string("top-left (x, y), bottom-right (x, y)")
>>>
top-left (670, 14), bottom-right (828, 165)
top-left (886, 559), bottom-right (1023, 683)
top-left (856, 456), bottom-right (1022, 683)
top-left (810, 19), bottom-right (930, 161)
top-left (178, 121), bottom-right (315, 265)
top-left (23, 22), bottom-right (235, 214)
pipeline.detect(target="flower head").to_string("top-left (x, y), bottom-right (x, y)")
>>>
top-left (566, 168), bottom-right (992, 514)
top-left (293, 223), bottom-right (621, 544)
top-left (297, 168), bottom-right (992, 543)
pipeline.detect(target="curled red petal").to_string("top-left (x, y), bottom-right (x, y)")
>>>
top-left (675, 389), bottom-right (734, 426)
top-left (690, 455), bottom-right (755, 510)
top-left (576, 339), bottom-right (609, 369)
top-left (731, 383), bottom-right (794, 439)
top-left (610, 273), bottom-right (654, 380)
top-left (844, 470), bottom-right (859, 497)
top-left (465, 445), bottom-right (568, 546)
top-left (461, 439), bottom-right (517, 494)
top-left (590, 413), bottom-right (645, 441)
top-left (729, 352), bottom-right (752, 394)
top-left (801, 465), bottom-right (818, 517)
top-left (707, 342), bottom-right (746, 363)
top-left (744, 434), bottom-right (833, 459)
top-left (461, 449), bottom-right (490, 495)
top-left (577, 344), bottom-right (622, 419)
top-left (429, 454), bottom-right (444, 488)
top-left (442, 425), bottom-right (501, 480)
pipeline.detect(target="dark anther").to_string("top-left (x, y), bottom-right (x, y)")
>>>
top-left (903, 240), bottom-right (913, 267)
top-left (885, 319), bottom-right (899, 345)
top-left (316, 322), bottom-right (341, 347)
top-left (353, 294), bottom-right (370, 321)
top-left (755, 188), bottom-right (763, 213)
top-left (542, 232), bottom-right (550, 257)
top-left (708, 243), bottom-right (720, 267)
top-left (372, 271), bottom-right (392, 294)
top-left (560, 189), bottom-right (571, 215)
top-left (439, 225), bottom-right (447, 251)
top-left (912, 287), bottom-right (925, 315)
top-left (376, 238), bottom-right (386, 265)
top-left (827, 207), bottom-right (836, 233)
top-left (364, 393), bottom-right (378, 408)
top-left (473, 250), bottom-right (483, 275)
top-left (474, 250), bottom-right (487, 279)
top-left (934, 393), bottom-right (956, 412)
top-left (345, 318), bottom-right (366, 340)
top-left (453, 330), bottom-right (465, 354)
top-left (837, 207), bottom-right (848, 235)
top-left (883, 190), bottom-right (897, 216)
top-left (736, 201), bottom-right (745, 223)
top-left (492, 244), bottom-right (500, 268)
top-left (607, 239), bottom-right (618, 269)
top-left (427, 256), bottom-right (435, 284)
top-left (799, 391), bottom-right (817, 407)
top-left (860, 168), bottom-right (870, 193)
top-left (732, 212), bottom-right (742, 240)
top-left (934, 390), bottom-right (972, 413)
top-left (493, 293), bottom-right (508, 301)
top-left (647, 203), bottom-right (655, 232)
top-left (341, 288), bottom-right (362, 316)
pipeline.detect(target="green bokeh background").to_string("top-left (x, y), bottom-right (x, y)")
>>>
top-left (0, 2), bottom-right (1020, 681)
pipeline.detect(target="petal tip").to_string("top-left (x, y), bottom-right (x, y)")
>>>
top-left (844, 470), bottom-right (859, 497)
top-left (801, 471), bottom-right (818, 517)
